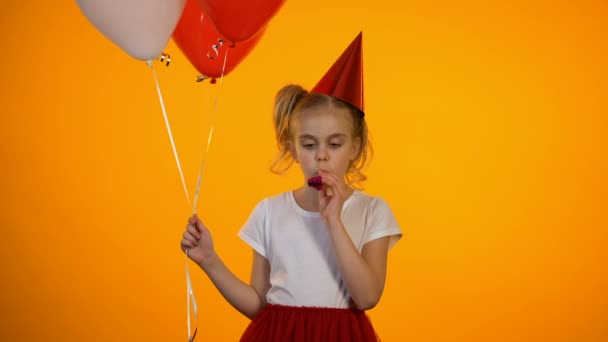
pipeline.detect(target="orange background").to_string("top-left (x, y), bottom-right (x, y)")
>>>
top-left (1, 1), bottom-right (607, 341)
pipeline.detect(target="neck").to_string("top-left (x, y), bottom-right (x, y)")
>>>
top-left (293, 186), bottom-right (321, 211)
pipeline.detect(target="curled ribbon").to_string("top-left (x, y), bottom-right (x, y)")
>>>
top-left (159, 53), bottom-right (171, 67)
top-left (207, 38), bottom-right (226, 60)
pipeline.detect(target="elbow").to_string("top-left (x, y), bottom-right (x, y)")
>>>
top-left (245, 311), bottom-right (258, 320)
top-left (357, 301), bottom-right (378, 311)
top-left (245, 296), bottom-right (267, 320)
top-left (352, 292), bottom-right (382, 311)
top-left (244, 303), bottom-right (265, 320)
top-left (350, 280), bottom-right (386, 311)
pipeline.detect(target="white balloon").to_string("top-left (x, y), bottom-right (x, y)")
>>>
top-left (76, 0), bottom-right (186, 61)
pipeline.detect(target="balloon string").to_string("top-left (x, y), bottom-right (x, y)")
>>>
top-left (147, 60), bottom-right (191, 206)
top-left (185, 48), bottom-right (228, 342)
top-left (148, 59), bottom-right (197, 340)
top-left (191, 48), bottom-right (229, 214)
top-left (186, 251), bottom-right (198, 342)
top-left (183, 14), bottom-right (211, 339)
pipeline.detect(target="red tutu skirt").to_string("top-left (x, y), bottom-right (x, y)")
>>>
top-left (240, 304), bottom-right (380, 342)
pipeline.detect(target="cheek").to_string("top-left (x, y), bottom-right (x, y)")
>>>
top-left (342, 143), bottom-right (356, 160)
top-left (294, 148), bottom-right (313, 161)
top-left (333, 151), bottom-right (352, 167)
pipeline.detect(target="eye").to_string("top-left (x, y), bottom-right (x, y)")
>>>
top-left (302, 143), bottom-right (316, 149)
top-left (329, 143), bottom-right (343, 148)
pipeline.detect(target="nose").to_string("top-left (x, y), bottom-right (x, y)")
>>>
top-left (316, 146), bottom-right (329, 162)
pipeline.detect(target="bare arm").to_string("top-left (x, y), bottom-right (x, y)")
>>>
top-left (198, 250), bottom-right (270, 319)
top-left (328, 223), bottom-right (390, 310)
top-left (250, 250), bottom-right (271, 308)
top-left (317, 171), bottom-right (392, 311)
top-left (181, 214), bottom-right (270, 319)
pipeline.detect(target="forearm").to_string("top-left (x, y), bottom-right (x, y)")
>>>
top-left (328, 222), bottom-right (383, 310)
top-left (199, 252), bottom-right (265, 319)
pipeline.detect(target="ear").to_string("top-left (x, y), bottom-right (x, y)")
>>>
top-left (350, 136), bottom-right (362, 161)
top-left (288, 141), bottom-right (300, 164)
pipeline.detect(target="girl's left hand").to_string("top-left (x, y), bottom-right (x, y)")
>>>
top-left (318, 170), bottom-right (348, 227)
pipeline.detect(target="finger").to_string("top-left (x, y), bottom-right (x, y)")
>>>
top-left (318, 170), bottom-right (338, 186)
top-left (186, 223), bottom-right (200, 239)
top-left (318, 185), bottom-right (327, 198)
top-left (181, 239), bottom-right (195, 252)
top-left (324, 172), bottom-right (342, 188)
top-left (318, 176), bottom-right (338, 198)
top-left (319, 172), bottom-right (343, 197)
top-left (183, 231), bottom-right (199, 246)
top-left (186, 224), bottom-right (200, 239)
top-left (319, 185), bottom-right (332, 200)
top-left (329, 179), bottom-right (342, 198)
top-left (318, 182), bottom-right (332, 197)
top-left (193, 214), bottom-right (205, 232)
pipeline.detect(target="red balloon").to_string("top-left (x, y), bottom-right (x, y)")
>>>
top-left (173, 0), bottom-right (264, 82)
top-left (196, 0), bottom-right (284, 43)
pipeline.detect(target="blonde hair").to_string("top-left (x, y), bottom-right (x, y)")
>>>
top-left (270, 84), bottom-right (373, 188)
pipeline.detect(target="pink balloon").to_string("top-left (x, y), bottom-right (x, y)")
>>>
top-left (76, 0), bottom-right (186, 61)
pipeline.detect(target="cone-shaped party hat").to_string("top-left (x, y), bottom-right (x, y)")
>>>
top-left (311, 32), bottom-right (364, 114)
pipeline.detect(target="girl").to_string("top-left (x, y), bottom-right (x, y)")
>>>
top-left (180, 33), bottom-right (402, 341)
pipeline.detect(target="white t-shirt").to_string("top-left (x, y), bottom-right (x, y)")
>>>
top-left (238, 190), bottom-right (402, 308)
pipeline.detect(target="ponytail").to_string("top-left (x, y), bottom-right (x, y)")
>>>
top-left (270, 84), bottom-right (307, 174)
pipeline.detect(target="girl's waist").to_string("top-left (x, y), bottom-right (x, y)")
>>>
top-left (263, 303), bottom-right (364, 313)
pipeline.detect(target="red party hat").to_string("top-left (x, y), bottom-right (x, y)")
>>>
top-left (311, 32), bottom-right (364, 114)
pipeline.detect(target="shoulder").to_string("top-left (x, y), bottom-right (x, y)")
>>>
top-left (350, 191), bottom-right (402, 248)
top-left (349, 190), bottom-right (394, 213)
top-left (258, 191), bottom-right (292, 206)
top-left (249, 191), bottom-right (293, 213)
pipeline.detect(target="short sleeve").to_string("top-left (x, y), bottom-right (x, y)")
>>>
top-left (237, 199), bottom-right (268, 257)
top-left (364, 197), bottom-right (403, 249)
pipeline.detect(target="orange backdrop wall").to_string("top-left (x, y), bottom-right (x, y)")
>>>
top-left (1, 1), bottom-right (606, 341)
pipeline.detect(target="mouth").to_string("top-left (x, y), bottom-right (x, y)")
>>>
top-left (307, 175), bottom-right (323, 190)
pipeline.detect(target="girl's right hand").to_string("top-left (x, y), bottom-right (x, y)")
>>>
top-left (180, 213), bottom-right (215, 266)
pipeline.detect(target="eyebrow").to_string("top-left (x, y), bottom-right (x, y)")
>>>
top-left (298, 133), bottom-right (347, 140)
